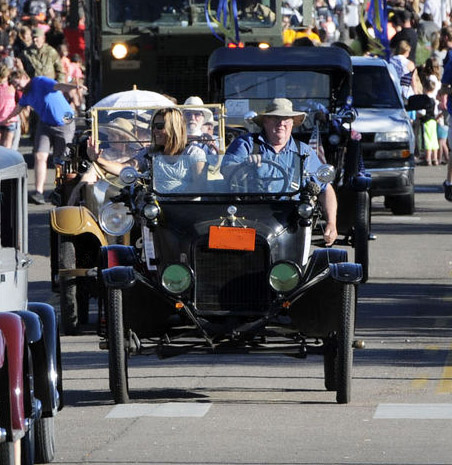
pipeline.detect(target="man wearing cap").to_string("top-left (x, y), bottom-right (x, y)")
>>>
top-left (18, 26), bottom-right (65, 82)
top-left (221, 98), bottom-right (338, 246)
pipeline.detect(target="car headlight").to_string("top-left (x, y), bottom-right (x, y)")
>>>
top-left (111, 43), bottom-right (128, 59)
top-left (269, 262), bottom-right (301, 293)
top-left (374, 131), bottom-right (409, 143)
top-left (161, 264), bottom-right (192, 294)
top-left (100, 202), bottom-right (134, 236)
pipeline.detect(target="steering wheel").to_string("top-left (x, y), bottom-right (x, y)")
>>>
top-left (228, 159), bottom-right (290, 193)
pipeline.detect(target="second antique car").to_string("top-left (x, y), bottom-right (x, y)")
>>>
top-left (91, 104), bottom-right (363, 405)
top-left (0, 147), bottom-right (63, 464)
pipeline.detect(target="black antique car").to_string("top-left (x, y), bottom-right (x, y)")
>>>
top-left (207, 46), bottom-right (372, 282)
top-left (93, 104), bottom-right (363, 405)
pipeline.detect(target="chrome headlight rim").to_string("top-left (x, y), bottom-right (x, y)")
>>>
top-left (268, 261), bottom-right (302, 294)
top-left (161, 263), bottom-right (193, 295)
top-left (142, 202), bottom-right (161, 221)
top-left (99, 201), bottom-right (134, 236)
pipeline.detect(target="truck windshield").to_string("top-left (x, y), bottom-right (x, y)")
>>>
top-left (107, 0), bottom-right (277, 27)
top-left (352, 66), bottom-right (402, 109)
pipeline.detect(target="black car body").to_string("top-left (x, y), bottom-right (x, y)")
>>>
top-left (92, 104), bottom-right (363, 405)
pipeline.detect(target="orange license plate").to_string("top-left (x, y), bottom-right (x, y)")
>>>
top-left (208, 226), bottom-right (256, 251)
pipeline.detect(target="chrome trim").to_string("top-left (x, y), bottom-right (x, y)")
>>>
top-left (366, 167), bottom-right (412, 173)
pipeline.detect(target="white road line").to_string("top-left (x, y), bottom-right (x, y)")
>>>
top-left (106, 402), bottom-right (211, 418)
top-left (374, 404), bottom-right (452, 419)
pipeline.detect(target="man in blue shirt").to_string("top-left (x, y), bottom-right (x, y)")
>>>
top-left (1, 70), bottom-right (83, 204)
top-left (221, 98), bottom-right (338, 246)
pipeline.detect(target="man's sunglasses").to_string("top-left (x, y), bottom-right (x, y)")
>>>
top-left (152, 122), bottom-right (165, 130)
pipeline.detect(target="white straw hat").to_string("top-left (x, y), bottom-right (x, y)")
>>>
top-left (253, 98), bottom-right (307, 127)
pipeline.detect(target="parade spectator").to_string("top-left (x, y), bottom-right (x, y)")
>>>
top-left (420, 79), bottom-right (440, 165)
top-left (417, 12), bottom-right (441, 43)
top-left (390, 10), bottom-right (418, 63)
top-left (45, 16), bottom-right (65, 50)
top-left (390, 40), bottom-right (416, 98)
top-left (13, 25), bottom-right (32, 57)
top-left (18, 26), bottom-right (65, 81)
top-left (0, 64), bottom-right (18, 148)
top-left (0, 69), bottom-right (82, 204)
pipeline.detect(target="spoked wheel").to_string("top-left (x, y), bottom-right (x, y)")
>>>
top-left (336, 283), bottom-right (356, 404)
top-left (322, 283), bottom-right (356, 403)
top-left (353, 191), bottom-right (370, 283)
top-left (34, 417), bottom-right (55, 463)
top-left (107, 288), bottom-right (129, 404)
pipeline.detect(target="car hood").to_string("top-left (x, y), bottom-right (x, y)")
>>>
top-left (352, 108), bottom-right (411, 133)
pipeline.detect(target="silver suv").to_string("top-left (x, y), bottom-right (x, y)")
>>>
top-left (351, 56), bottom-right (420, 215)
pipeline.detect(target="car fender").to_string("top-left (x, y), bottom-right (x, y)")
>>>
top-left (0, 330), bottom-right (12, 443)
top-left (0, 313), bottom-right (26, 434)
top-left (303, 248), bottom-right (348, 283)
top-left (102, 266), bottom-right (137, 289)
top-left (100, 245), bottom-right (137, 269)
top-left (50, 205), bottom-right (108, 246)
top-left (27, 303), bottom-right (62, 415)
top-left (329, 262), bottom-right (363, 284)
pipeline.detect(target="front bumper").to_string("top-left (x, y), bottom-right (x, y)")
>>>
top-left (366, 165), bottom-right (414, 197)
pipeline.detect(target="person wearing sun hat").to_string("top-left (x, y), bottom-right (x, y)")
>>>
top-left (221, 98), bottom-right (338, 246)
top-left (183, 95), bottom-right (219, 168)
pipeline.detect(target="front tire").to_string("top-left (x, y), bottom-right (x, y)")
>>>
top-left (389, 191), bottom-right (415, 215)
top-left (0, 442), bottom-right (14, 465)
top-left (108, 288), bottom-right (129, 404)
top-left (59, 237), bottom-right (78, 335)
top-left (34, 417), bottom-right (55, 463)
top-left (336, 284), bottom-right (356, 404)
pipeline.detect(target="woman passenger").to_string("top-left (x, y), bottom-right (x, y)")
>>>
top-left (87, 107), bottom-right (207, 193)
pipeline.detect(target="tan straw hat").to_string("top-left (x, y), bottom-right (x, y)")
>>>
top-left (253, 98), bottom-right (307, 127)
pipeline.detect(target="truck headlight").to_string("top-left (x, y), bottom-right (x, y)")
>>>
top-left (269, 262), bottom-right (301, 293)
top-left (374, 131), bottom-right (409, 142)
top-left (162, 264), bottom-right (192, 294)
top-left (100, 202), bottom-right (134, 236)
top-left (111, 43), bottom-right (128, 60)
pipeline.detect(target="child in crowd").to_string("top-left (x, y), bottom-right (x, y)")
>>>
top-left (422, 79), bottom-right (440, 165)
top-left (0, 64), bottom-right (18, 148)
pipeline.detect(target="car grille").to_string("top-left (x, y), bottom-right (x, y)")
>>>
top-left (194, 238), bottom-right (271, 313)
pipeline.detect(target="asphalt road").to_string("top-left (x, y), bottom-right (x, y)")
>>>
top-left (24, 145), bottom-right (452, 465)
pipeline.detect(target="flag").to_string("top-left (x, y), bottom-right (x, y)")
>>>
top-left (309, 122), bottom-right (326, 164)
top-left (366, 0), bottom-right (389, 59)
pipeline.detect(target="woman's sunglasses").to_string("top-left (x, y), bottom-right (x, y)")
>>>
top-left (152, 122), bottom-right (165, 130)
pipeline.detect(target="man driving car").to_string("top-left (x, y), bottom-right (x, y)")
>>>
top-left (221, 98), bottom-right (338, 246)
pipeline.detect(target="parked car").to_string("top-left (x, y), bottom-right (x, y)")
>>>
top-left (91, 103), bottom-right (363, 405)
top-left (0, 146), bottom-right (63, 464)
top-left (351, 56), bottom-right (428, 215)
top-left (207, 45), bottom-right (372, 282)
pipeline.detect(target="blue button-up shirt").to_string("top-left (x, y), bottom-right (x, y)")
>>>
top-left (221, 132), bottom-right (326, 193)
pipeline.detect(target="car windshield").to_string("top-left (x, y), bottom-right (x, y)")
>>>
top-left (224, 71), bottom-right (330, 126)
top-left (107, 0), bottom-right (277, 28)
top-left (352, 66), bottom-right (402, 109)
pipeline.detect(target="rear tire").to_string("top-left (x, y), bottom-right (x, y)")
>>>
top-left (108, 288), bottom-right (129, 404)
top-left (0, 442), bottom-right (14, 465)
top-left (336, 284), bottom-right (356, 404)
top-left (353, 191), bottom-right (369, 283)
top-left (34, 417), bottom-right (55, 463)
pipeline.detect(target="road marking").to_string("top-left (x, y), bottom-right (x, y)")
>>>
top-left (374, 404), bottom-right (452, 419)
top-left (106, 402), bottom-right (211, 418)
top-left (411, 376), bottom-right (429, 389)
top-left (437, 344), bottom-right (452, 394)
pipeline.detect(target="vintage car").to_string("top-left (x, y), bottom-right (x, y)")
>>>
top-left (351, 56), bottom-right (427, 215)
top-left (49, 111), bottom-right (149, 335)
top-left (91, 104), bottom-right (363, 405)
top-left (207, 45), bottom-right (372, 282)
top-left (0, 147), bottom-right (63, 464)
